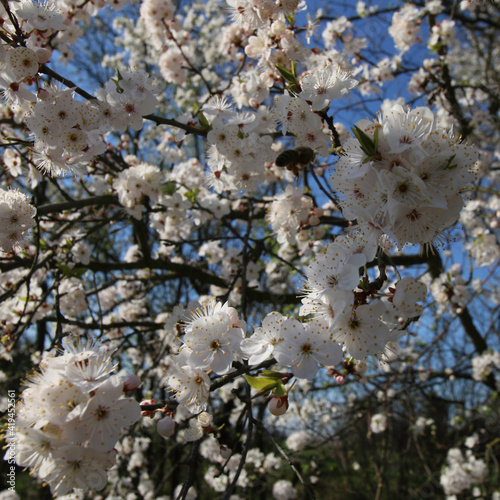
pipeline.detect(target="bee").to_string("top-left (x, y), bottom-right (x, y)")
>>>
top-left (275, 147), bottom-right (316, 176)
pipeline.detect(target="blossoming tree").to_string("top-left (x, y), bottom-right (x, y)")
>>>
top-left (0, 0), bottom-right (499, 498)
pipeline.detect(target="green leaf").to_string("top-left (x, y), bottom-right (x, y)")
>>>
top-left (351, 125), bottom-right (376, 156)
top-left (56, 263), bottom-right (86, 279)
top-left (276, 64), bottom-right (296, 85)
top-left (373, 126), bottom-right (379, 151)
top-left (441, 154), bottom-right (458, 171)
top-left (261, 370), bottom-right (286, 380)
top-left (162, 182), bottom-right (177, 196)
top-left (184, 188), bottom-right (200, 203)
top-left (198, 112), bottom-right (211, 130)
top-left (273, 381), bottom-right (287, 397)
top-left (245, 375), bottom-right (278, 392)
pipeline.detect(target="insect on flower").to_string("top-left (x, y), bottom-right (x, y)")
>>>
top-left (275, 147), bottom-right (316, 176)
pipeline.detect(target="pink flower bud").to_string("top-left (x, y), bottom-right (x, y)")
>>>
top-left (157, 416), bottom-right (176, 438)
top-left (335, 375), bottom-right (345, 385)
top-left (123, 374), bottom-right (141, 391)
top-left (268, 396), bottom-right (289, 416)
top-left (37, 88), bottom-right (50, 100)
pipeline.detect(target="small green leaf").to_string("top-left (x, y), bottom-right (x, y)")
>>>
top-left (276, 64), bottom-right (297, 85)
top-left (245, 375), bottom-right (278, 392)
top-left (184, 188), bottom-right (200, 203)
top-left (373, 126), bottom-right (379, 151)
top-left (261, 370), bottom-right (286, 380)
top-left (441, 154), bottom-right (458, 171)
top-left (351, 125), bottom-right (376, 156)
top-left (198, 112), bottom-right (211, 130)
top-left (273, 381), bottom-right (287, 397)
top-left (162, 182), bottom-right (177, 196)
top-left (56, 263), bottom-right (86, 279)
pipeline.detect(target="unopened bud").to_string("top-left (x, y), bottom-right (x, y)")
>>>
top-left (157, 416), bottom-right (176, 438)
top-left (308, 215), bottom-right (320, 226)
top-left (123, 374), bottom-right (141, 391)
top-left (37, 88), bottom-right (50, 100)
top-left (220, 445), bottom-right (231, 460)
top-left (335, 375), bottom-right (345, 385)
top-left (197, 412), bottom-right (213, 428)
top-left (356, 360), bottom-right (368, 373)
top-left (297, 230), bottom-right (308, 242)
top-left (268, 396), bottom-right (288, 416)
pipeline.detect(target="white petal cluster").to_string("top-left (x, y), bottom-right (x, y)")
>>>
top-left (273, 95), bottom-right (331, 156)
top-left (267, 185), bottom-right (313, 245)
top-left (166, 299), bottom-right (246, 414)
top-left (26, 86), bottom-right (106, 176)
top-left (300, 231), bottom-right (427, 359)
top-left (242, 312), bottom-right (343, 380)
top-left (331, 104), bottom-right (478, 249)
top-left (471, 350), bottom-right (500, 382)
top-left (272, 479), bottom-right (298, 500)
top-left (14, 0), bottom-right (67, 32)
top-left (273, 317), bottom-right (343, 380)
top-left (206, 112), bottom-right (275, 193)
top-left (96, 70), bottom-right (159, 132)
top-left (240, 311), bottom-right (286, 365)
top-left (370, 413), bottom-right (388, 433)
top-left (114, 162), bottom-right (162, 219)
top-left (9, 336), bottom-right (141, 497)
top-left (0, 188), bottom-right (36, 251)
top-left (299, 63), bottom-right (358, 111)
top-left (428, 264), bottom-right (470, 314)
top-left (388, 4), bottom-right (421, 54)
top-left (440, 446), bottom-right (488, 495)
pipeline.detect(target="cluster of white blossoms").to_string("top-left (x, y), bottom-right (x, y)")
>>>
top-left (440, 443), bottom-right (488, 496)
top-left (331, 104), bottom-right (478, 250)
top-left (370, 413), bottom-right (388, 434)
top-left (9, 337), bottom-right (141, 497)
top-left (25, 86), bottom-right (106, 176)
top-left (427, 264), bottom-right (471, 314)
top-left (114, 161), bottom-right (162, 219)
top-left (0, 189), bottom-right (36, 251)
top-left (299, 230), bottom-right (427, 359)
top-left (267, 186), bottom-right (314, 245)
top-left (165, 299), bottom-right (246, 414)
top-left (471, 350), bottom-right (500, 384)
top-left (2, 56), bottom-right (158, 176)
top-left (205, 100), bottom-right (275, 193)
top-left (166, 297), bottom-right (346, 418)
top-left (388, 4), bottom-right (421, 54)
top-left (243, 313), bottom-right (343, 380)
